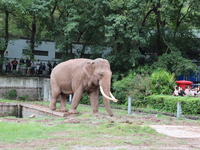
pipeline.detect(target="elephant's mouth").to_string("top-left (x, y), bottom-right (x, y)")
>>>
top-left (100, 86), bottom-right (118, 102)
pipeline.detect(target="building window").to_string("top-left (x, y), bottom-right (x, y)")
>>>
top-left (34, 50), bottom-right (48, 56)
top-left (55, 52), bottom-right (62, 59)
top-left (22, 49), bottom-right (48, 56)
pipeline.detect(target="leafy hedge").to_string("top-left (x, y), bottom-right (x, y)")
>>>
top-left (147, 95), bottom-right (200, 115)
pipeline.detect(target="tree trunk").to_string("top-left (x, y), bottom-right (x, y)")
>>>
top-left (30, 16), bottom-right (36, 60)
top-left (0, 10), bottom-right (9, 73)
top-left (154, 3), bottom-right (162, 56)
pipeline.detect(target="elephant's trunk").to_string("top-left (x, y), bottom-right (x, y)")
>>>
top-left (99, 85), bottom-right (117, 117)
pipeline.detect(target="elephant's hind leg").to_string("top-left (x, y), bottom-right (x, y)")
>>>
top-left (50, 85), bottom-right (60, 110)
top-left (60, 93), bottom-right (68, 112)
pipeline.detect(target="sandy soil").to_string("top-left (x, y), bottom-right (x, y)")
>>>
top-left (150, 125), bottom-right (200, 138)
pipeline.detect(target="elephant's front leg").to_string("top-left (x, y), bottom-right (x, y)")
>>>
top-left (49, 100), bottom-right (57, 110)
top-left (69, 90), bottom-right (83, 114)
top-left (89, 89), bottom-right (99, 115)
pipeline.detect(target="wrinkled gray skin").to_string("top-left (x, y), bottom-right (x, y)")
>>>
top-left (49, 58), bottom-right (114, 116)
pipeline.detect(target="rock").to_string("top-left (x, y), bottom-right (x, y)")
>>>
top-left (29, 114), bottom-right (36, 118)
top-left (109, 120), bottom-right (114, 123)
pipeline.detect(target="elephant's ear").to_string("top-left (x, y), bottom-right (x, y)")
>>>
top-left (83, 61), bottom-right (94, 78)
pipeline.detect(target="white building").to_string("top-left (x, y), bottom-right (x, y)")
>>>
top-left (4, 38), bottom-right (111, 65)
top-left (4, 39), bottom-right (60, 64)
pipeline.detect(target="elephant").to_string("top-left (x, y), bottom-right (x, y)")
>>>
top-left (49, 58), bottom-right (118, 117)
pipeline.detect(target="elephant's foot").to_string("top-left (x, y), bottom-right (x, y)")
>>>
top-left (93, 112), bottom-right (101, 117)
top-left (49, 102), bottom-right (56, 110)
top-left (69, 109), bottom-right (79, 114)
top-left (109, 113), bottom-right (113, 117)
top-left (59, 108), bottom-right (68, 112)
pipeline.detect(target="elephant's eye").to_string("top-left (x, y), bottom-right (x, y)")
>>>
top-left (99, 73), bottom-right (103, 77)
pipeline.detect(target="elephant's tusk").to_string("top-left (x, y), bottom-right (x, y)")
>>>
top-left (100, 86), bottom-right (118, 102)
top-left (110, 92), bottom-right (116, 99)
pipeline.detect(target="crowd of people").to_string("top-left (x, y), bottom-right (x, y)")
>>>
top-left (172, 86), bottom-right (200, 97)
top-left (5, 58), bottom-right (58, 76)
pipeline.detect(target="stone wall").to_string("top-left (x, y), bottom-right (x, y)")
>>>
top-left (0, 76), bottom-right (51, 101)
top-left (0, 102), bottom-right (18, 117)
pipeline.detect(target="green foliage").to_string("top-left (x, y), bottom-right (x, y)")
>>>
top-left (19, 94), bottom-right (30, 101)
top-left (152, 51), bottom-right (199, 77)
top-left (147, 95), bottom-right (200, 115)
top-left (150, 68), bottom-right (176, 95)
top-left (113, 68), bottom-right (176, 106)
top-left (80, 93), bottom-right (90, 105)
top-left (113, 68), bottom-right (152, 106)
top-left (0, 0), bottom-right (200, 77)
top-left (80, 93), bottom-right (104, 105)
top-left (4, 89), bottom-right (17, 100)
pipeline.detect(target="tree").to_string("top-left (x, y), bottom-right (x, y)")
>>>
top-left (1, 0), bottom-right (200, 78)
top-left (144, 0), bottom-right (200, 56)
top-left (152, 51), bottom-right (199, 77)
top-left (16, 0), bottom-right (51, 59)
top-left (0, 0), bottom-right (19, 72)
top-left (44, 0), bottom-right (110, 61)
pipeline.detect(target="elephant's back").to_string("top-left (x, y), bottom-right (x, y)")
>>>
top-left (51, 58), bottom-right (92, 79)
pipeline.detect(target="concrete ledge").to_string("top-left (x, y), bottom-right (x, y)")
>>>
top-left (22, 103), bottom-right (70, 117)
top-left (1, 102), bottom-right (68, 117)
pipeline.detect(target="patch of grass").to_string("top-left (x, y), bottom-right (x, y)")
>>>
top-left (0, 121), bottom-right (54, 143)
top-left (0, 99), bottom-right (19, 103)
top-left (1, 99), bottom-right (200, 149)
top-left (0, 114), bottom-right (159, 148)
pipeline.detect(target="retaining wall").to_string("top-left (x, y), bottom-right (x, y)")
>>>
top-left (0, 102), bottom-right (18, 117)
top-left (0, 76), bottom-right (51, 101)
top-left (0, 102), bottom-right (66, 118)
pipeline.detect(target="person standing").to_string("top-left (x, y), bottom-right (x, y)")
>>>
top-left (42, 63), bottom-right (46, 76)
top-left (5, 61), bottom-right (11, 73)
top-left (35, 60), bottom-right (40, 76)
top-left (185, 86), bottom-right (191, 96)
top-left (39, 62), bottom-right (43, 76)
top-left (178, 87), bottom-right (186, 96)
top-left (30, 61), bottom-right (35, 76)
top-left (53, 61), bottom-right (57, 68)
top-left (47, 61), bottom-right (52, 75)
top-left (19, 58), bottom-right (24, 64)
top-left (11, 58), bottom-right (18, 71)
top-left (172, 86), bottom-right (179, 96)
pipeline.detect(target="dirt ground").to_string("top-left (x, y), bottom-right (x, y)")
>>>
top-left (1, 104), bottom-right (200, 150)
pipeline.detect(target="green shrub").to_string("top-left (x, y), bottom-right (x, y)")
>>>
top-left (113, 68), bottom-right (176, 106)
top-left (4, 89), bottom-right (17, 100)
top-left (80, 93), bottom-right (104, 105)
top-left (113, 71), bottom-right (152, 106)
top-left (147, 94), bottom-right (200, 115)
top-left (150, 68), bottom-right (176, 95)
top-left (80, 93), bottom-right (90, 105)
top-left (113, 73), bottom-right (134, 105)
top-left (19, 94), bottom-right (30, 101)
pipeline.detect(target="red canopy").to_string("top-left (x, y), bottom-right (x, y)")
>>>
top-left (176, 80), bottom-right (193, 90)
